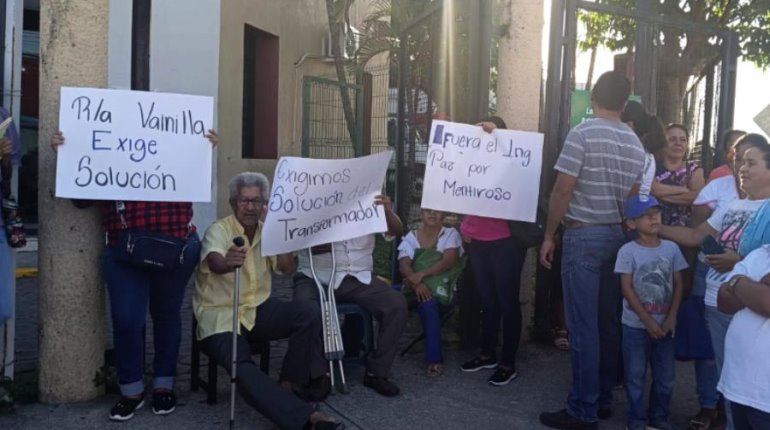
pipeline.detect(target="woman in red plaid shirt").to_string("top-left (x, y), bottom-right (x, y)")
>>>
top-left (52, 130), bottom-right (217, 421)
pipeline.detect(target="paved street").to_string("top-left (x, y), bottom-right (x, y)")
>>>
top-left (2, 250), bottom-right (703, 429)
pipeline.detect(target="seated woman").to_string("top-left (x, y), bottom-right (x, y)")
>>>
top-left (398, 208), bottom-right (464, 378)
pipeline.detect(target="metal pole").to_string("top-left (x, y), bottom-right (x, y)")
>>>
top-left (229, 236), bottom-right (245, 430)
top-left (716, 32), bottom-right (738, 143)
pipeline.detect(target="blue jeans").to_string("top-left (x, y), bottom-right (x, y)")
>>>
top-left (0, 233), bottom-right (11, 326)
top-left (691, 260), bottom-right (719, 408)
top-left (706, 304), bottom-right (735, 430)
top-left (561, 225), bottom-right (624, 422)
top-left (622, 325), bottom-right (675, 429)
top-left (418, 299), bottom-right (442, 364)
top-left (468, 236), bottom-right (527, 368)
top-left (103, 234), bottom-right (201, 396)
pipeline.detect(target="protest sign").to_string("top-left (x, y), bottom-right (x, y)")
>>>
top-left (261, 151), bottom-right (393, 256)
top-left (755, 103), bottom-right (770, 137)
top-left (421, 120), bottom-right (543, 222)
top-left (55, 87), bottom-right (214, 202)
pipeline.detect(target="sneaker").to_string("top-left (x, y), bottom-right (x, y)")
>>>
top-left (152, 390), bottom-right (176, 415)
top-left (305, 374), bottom-right (332, 402)
top-left (460, 356), bottom-right (498, 372)
top-left (539, 409), bottom-right (598, 430)
top-left (597, 407), bottom-right (612, 419)
top-left (109, 396), bottom-right (144, 421)
top-left (488, 367), bottom-right (518, 386)
top-left (363, 373), bottom-right (400, 397)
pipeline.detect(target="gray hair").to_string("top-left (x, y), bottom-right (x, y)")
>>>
top-left (228, 172), bottom-right (270, 202)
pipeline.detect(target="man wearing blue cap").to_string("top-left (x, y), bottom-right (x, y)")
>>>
top-left (615, 195), bottom-right (687, 430)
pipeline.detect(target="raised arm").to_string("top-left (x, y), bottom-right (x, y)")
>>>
top-left (659, 220), bottom-right (717, 248)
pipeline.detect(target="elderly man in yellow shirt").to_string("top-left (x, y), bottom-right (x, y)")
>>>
top-left (194, 172), bottom-right (343, 430)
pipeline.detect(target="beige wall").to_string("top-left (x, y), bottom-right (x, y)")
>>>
top-left (216, 0), bottom-right (379, 215)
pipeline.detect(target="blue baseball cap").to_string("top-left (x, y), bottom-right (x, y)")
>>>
top-left (624, 195), bottom-right (663, 219)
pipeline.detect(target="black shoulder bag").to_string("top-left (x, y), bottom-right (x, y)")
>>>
top-left (114, 201), bottom-right (188, 271)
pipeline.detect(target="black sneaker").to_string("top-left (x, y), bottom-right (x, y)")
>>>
top-left (304, 420), bottom-right (346, 430)
top-left (460, 356), bottom-right (498, 372)
top-left (305, 374), bottom-right (332, 402)
top-left (152, 391), bottom-right (176, 415)
top-left (109, 396), bottom-right (144, 421)
top-left (539, 409), bottom-right (597, 430)
top-left (488, 367), bottom-right (518, 386)
top-left (363, 373), bottom-right (400, 397)
top-left (597, 407), bottom-right (612, 420)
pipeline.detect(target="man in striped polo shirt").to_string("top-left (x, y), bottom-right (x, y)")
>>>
top-left (539, 71), bottom-right (646, 430)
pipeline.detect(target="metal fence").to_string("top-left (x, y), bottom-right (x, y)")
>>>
top-left (301, 76), bottom-right (363, 159)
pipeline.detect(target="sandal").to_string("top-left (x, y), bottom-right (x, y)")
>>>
top-left (553, 329), bottom-right (569, 351)
top-left (687, 407), bottom-right (717, 430)
top-left (426, 363), bottom-right (444, 378)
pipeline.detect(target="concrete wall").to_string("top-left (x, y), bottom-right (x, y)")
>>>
top-left (38, 0), bottom-right (108, 403)
top-left (217, 0), bottom-right (325, 215)
top-left (216, 0), bottom-right (377, 216)
top-left (496, 0), bottom-right (544, 132)
top-left (108, 0), bottom-right (220, 231)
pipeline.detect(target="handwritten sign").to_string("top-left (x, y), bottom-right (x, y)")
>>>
top-left (755, 103), bottom-right (770, 137)
top-left (421, 120), bottom-right (543, 222)
top-left (55, 87), bottom-right (214, 202)
top-left (261, 151), bottom-right (393, 256)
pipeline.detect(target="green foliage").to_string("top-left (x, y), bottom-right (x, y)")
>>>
top-left (373, 234), bottom-right (393, 280)
top-left (0, 371), bottom-right (39, 414)
top-left (93, 364), bottom-right (119, 394)
top-left (578, 0), bottom-right (770, 69)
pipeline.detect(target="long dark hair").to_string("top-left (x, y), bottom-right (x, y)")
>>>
top-left (621, 101), bottom-right (664, 154)
top-left (481, 115), bottom-right (507, 130)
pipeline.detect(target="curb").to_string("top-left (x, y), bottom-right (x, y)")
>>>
top-left (15, 267), bottom-right (37, 279)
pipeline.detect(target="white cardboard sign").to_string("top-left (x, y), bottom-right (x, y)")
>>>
top-left (421, 120), bottom-right (543, 222)
top-left (55, 87), bottom-right (214, 202)
top-left (754, 103), bottom-right (770, 137)
top-left (261, 151), bottom-right (393, 256)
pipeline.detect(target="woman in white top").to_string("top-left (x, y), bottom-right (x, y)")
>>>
top-left (717, 245), bottom-right (770, 430)
top-left (398, 209), bottom-right (463, 377)
top-left (661, 134), bottom-right (770, 430)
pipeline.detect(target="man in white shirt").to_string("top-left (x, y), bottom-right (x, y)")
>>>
top-left (293, 195), bottom-right (407, 397)
top-left (717, 244), bottom-right (770, 429)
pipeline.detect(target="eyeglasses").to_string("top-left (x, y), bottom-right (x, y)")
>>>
top-left (236, 198), bottom-right (265, 207)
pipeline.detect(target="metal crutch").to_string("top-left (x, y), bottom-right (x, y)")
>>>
top-left (229, 236), bottom-right (245, 430)
top-left (308, 243), bottom-right (348, 394)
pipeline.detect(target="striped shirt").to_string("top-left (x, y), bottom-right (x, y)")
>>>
top-left (554, 118), bottom-right (645, 224)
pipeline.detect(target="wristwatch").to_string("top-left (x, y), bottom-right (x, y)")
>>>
top-left (727, 275), bottom-right (746, 291)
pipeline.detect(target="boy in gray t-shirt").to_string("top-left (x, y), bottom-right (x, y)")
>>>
top-left (614, 195), bottom-right (687, 430)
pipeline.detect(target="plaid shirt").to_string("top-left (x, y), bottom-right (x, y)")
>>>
top-left (101, 201), bottom-right (195, 246)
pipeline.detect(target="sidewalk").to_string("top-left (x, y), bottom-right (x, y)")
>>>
top-left (2, 255), bottom-right (703, 429)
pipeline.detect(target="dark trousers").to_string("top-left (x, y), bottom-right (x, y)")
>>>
top-left (294, 274), bottom-right (408, 378)
top-left (468, 236), bottom-right (527, 369)
top-left (731, 402), bottom-right (770, 430)
top-left (200, 298), bottom-right (318, 430)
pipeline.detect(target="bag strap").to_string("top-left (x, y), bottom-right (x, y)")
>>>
top-left (115, 201), bottom-right (128, 229)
